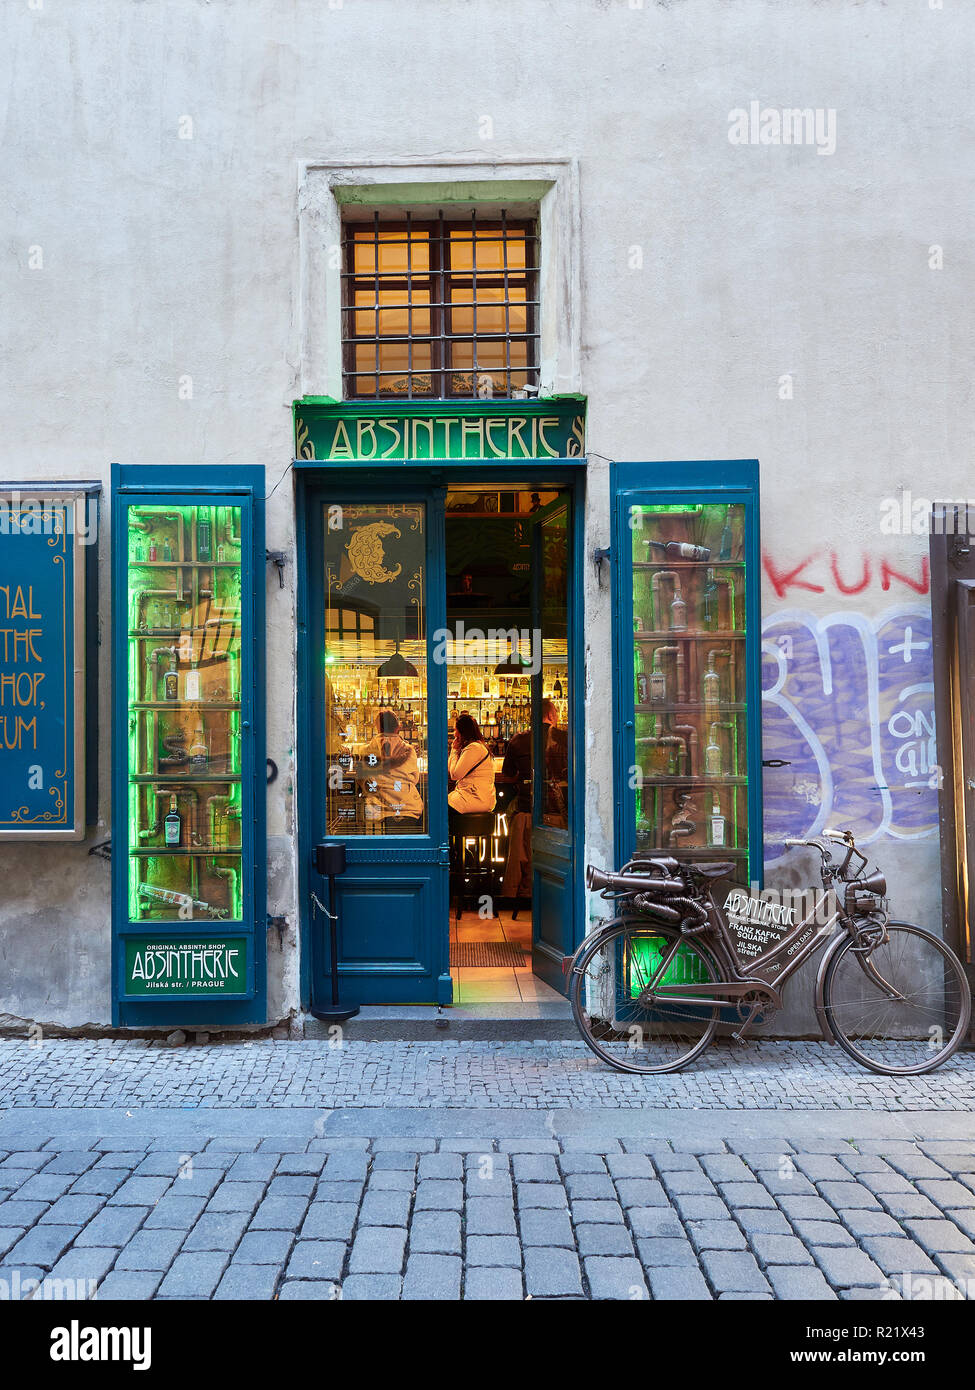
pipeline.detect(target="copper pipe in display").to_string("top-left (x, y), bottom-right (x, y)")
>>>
top-left (650, 571), bottom-right (681, 631)
top-left (653, 644), bottom-right (686, 702)
top-left (668, 723), bottom-right (698, 776)
top-left (140, 785), bottom-right (200, 844)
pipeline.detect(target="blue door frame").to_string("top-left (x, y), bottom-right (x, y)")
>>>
top-left (296, 460), bottom-right (587, 1007)
top-left (110, 464), bottom-right (267, 1027)
top-left (610, 460), bottom-right (763, 885)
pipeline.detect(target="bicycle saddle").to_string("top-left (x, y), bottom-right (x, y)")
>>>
top-left (690, 862), bottom-right (737, 879)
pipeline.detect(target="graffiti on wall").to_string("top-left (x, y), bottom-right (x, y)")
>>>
top-left (761, 607), bottom-right (937, 864)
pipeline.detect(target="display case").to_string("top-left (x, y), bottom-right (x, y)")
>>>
top-left (611, 461), bottom-right (762, 883)
top-left (111, 466), bottom-right (265, 1025)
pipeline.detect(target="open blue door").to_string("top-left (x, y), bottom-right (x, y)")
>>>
top-left (306, 486), bottom-right (450, 1006)
top-left (529, 496), bottom-right (579, 992)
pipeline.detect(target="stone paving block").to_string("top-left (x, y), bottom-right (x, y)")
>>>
top-left (734, 1208), bottom-right (792, 1236)
top-left (315, 1180), bottom-right (367, 1204)
top-left (39, 1195), bottom-right (103, 1227)
top-left (812, 1246), bottom-right (888, 1289)
top-left (585, 1255), bottom-right (647, 1300)
top-left (267, 1175), bottom-right (317, 1198)
top-left (605, 1154), bottom-right (655, 1179)
top-left (718, 1182), bottom-right (776, 1209)
top-left (1, 1153), bottom-right (53, 1171)
top-left (157, 1251), bottom-right (229, 1298)
top-left (114, 1227), bottom-right (187, 1270)
top-left (660, 1170), bottom-right (717, 1197)
top-left (700, 1250), bottom-right (771, 1294)
top-left (903, 1219), bottom-right (975, 1256)
top-left (409, 1210), bottom-right (461, 1255)
top-left (558, 1138), bottom-right (622, 1155)
top-left (276, 1153), bottom-right (326, 1177)
top-left (792, 1220), bottom-right (855, 1247)
top-left (627, 1207), bottom-right (683, 1239)
top-left (75, 1205), bottom-right (148, 1248)
top-left (916, 1179), bottom-right (975, 1208)
top-left (323, 1153), bottom-right (369, 1181)
top-left (570, 1200), bottom-right (623, 1226)
top-left (750, 1233), bottom-right (813, 1266)
top-left (649, 1152), bottom-right (702, 1171)
top-left (777, 1195), bottom-right (839, 1222)
top-left (0, 1199), bottom-right (49, 1227)
top-left (15, 1173), bottom-right (75, 1203)
top-left (256, 1139), bottom-right (312, 1154)
top-left (944, 1208), bottom-right (975, 1240)
top-left (463, 1266), bottom-right (523, 1300)
top-left (300, 1202), bottom-right (357, 1241)
top-left (42, 1152), bottom-right (100, 1176)
top-left (95, 1271), bottom-right (163, 1300)
top-left (838, 1210), bottom-right (904, 1240)
top-left (758, 1172), bottom-right (817, 1196)
top-left (234, 1230), bottom-right (294, 1264)
top-left (403, 1253), bottom-right (462, 1300)
top-left (931, 1253), bottom-right (975, 1286)
top-left (879, 1193), bottom-right (942, 1220)
top-left (686, 1220), bottom-right (747, 1252)
top-left (700, 1155), bottom-right (752, 1183)
top-left (465, 1235), bottom-right (522, 1267)
top-left (465, 1172), bottom-right (513, 1200)
top-left (517, 1183), bottom-right (567, 1210)
top-left (205, 1181), bottom-right (266, 1213)
top-left (512, 1154), bottom-right (559, 1183)
top-left (367, 1170), bottom-right (414, 1194)
top-left (576, 1223), bottom-right (635, 1257)
top-left (885, 1155), bottom-right (950, 1179)
top-left (671, 1194), bottom-right (730, 1222)
top-left (214, 1264), bottom-right (281, 1299)
top-left (277, 1279), bottom-right (343, 1299)
top-left (836, 1153), bottom-right (894, 1175)
top-left (359, 1191), bottom-right (412, 1227)
top-left (636, 1237), bottom-right (698, 1268)
top-left (348, 1225), bottom-right (406, 1275)
top-left (414, 1180), bottom-right (463, 1212)
top-left (558, 1154), bottom-right (607, 1175)
top-left (225, 1155), bottom-right (279, 1183)
top-left (47, 1245), bottom-right (118, 1286)
top-left (860, 1236), bottom-right (939, 1276)
top-left (523, 1246), bottom-right (583, 1298)
top-left (144, 1195), bottom-right (207, 1229)
top-left (615, 1179), bottom-right (667, 1207)
top-left (646, 1266), bottom-right (712, 1299)
top-left (285, 1240), bottom-right (345, 1281)
top-left (417, 1153), bottom-right (463, 1181)
top-left (518, 1208), bottom-right (574, 1248)
top-left (853, 1171), bottom-right (914, 1196)
top-left (206, 1138), bottom-right (261, 1152)
top-left (499, 1139), bottom-right (560, 1155)
top-left (766, 1265), bottom-right (837, 1300)
top-left (816, 1181), bottom-right (881, 1211)
top-left (794, 1155), bottom-right (851, 1181)
top-left (307, 1137), bottom-right (370, 1153)
top-left (565, 1174), bottom-right (616, 1201)
top-left (839, 1287), bottom-right (903, 1301)
top-left (0, 1228), bottom-right (25, 1259)
top-left (182, 1210), bottom-right (249, 1252)
top-left (340, 1274), bottom-right (402, 1299)
top-left (131, 1153), bottom-right (190, 1178)
top-left (8, 1224), bottom-right (78, 1270)
top-left (250, 1196), bottom-right (311, 1231)
top-left (466, 1197), bottom-right (516, 1236)
top-left (371, 1152), bottom-right (420, 1172)
top-left (107, 1176), bottom-right (173, 1207)
top-left (161, 1170), bottom-right (223, 1199)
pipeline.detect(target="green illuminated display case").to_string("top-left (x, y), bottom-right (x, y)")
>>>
top-left (611, 461), bottom-right (763, 884)
top-left (111, 466), bottom-right (266, 1026)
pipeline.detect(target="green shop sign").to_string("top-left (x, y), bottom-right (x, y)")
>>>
top-left (124, 937), bottom-right (249, 996)
top-left (294, 399), bottom-right (586, 463)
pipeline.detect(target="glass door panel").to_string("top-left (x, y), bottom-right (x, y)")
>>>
top-left (629, 501), bottom-right (748, 867)
top-left (323, 502), bottom-right (428, 836)
top-left (537, 504), bottom-right (570, 831)
top-left (125, 503), bottom-right (243, 922)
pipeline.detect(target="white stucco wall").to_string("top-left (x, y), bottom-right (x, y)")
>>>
top-left (0, 0), bottom-right (970, 1027)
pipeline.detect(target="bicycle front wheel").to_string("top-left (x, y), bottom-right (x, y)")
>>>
top-left (822, 921), bottom-right (971, 1075)
top-left (569, 921), bottom-right (722, 1074)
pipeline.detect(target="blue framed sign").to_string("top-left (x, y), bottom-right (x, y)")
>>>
top-left (0, 489), bottom-right (90, 839)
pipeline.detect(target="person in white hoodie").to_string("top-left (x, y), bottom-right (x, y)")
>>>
top-left (447, 712), bottom-right (496, 822)
top-left (357, 710), bottom-right (424, 830)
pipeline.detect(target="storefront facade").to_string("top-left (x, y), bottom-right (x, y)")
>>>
top-left (0, 0), bottom-right (965, 1034)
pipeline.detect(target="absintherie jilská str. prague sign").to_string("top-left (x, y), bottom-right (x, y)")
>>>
top-left (0, 491), bottom-right (89, 839)
top-left (294, 399), bottom-right (586, 463)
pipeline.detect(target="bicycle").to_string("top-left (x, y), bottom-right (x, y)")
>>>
top-left (571, 829), bottom-right (971, 1076)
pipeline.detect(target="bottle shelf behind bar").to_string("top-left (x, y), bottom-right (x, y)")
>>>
top-left (631, 502), bottom-right (749, 858)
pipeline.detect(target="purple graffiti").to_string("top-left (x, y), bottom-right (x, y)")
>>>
top-left (761, 607), bottom-right (937, 864)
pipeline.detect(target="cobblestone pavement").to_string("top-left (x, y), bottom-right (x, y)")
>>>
top-left (2, 1037), bottom-right (974, 1110)
top-left (1, 1122), bottom-right (975, 1301)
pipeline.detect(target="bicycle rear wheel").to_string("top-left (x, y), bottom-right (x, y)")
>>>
top-left (822, 921), bottom-right (971, 1075)
top-left (569, 921), bottom-right (722, 1074)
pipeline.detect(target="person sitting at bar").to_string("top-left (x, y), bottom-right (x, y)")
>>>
top-left (500, 698), bottom-right (566, 898)
top-left (447, 712), bottom-right (496, 824)
top-left (357, 710), bottom-right (423, 830)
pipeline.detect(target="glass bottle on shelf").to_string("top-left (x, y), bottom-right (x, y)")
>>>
top-left (649, 651), bottom-right (666, 702)
top-left (185, 659), bottom-right (201, 702)
top-left (704, 723), bottom-right (723, 777)
top-left (707, 793), bottom-right (726, 847)
top-left (164, 795), bottom-right (181, 846)
top-left (670, 584), bottom-right (687, 632)
top-left (190, 722), bottom-right (209, 771)
top-left (163, 652), bottom-right (179, 702)
top-left (198, 508), bottom-right (212, 562)
top-left (648, 540), bottom-right (711, 561)
top-left (702, 569), bottom-right (719, 631)
top-left (702, 652), bottom-right (721, 715)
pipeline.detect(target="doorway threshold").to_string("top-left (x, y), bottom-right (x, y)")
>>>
top-left (302, 1000), bottom-right (575, 1042)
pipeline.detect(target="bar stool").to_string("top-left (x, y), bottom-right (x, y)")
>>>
top-left (449, 811), bottom-right (496, 922)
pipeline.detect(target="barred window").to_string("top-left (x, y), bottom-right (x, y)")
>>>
top-left (342, 210), bottom-right (540, 400)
